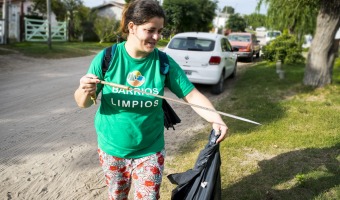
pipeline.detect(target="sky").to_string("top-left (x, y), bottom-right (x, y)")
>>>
top-left (82, 0), bottom-right (268, 15)
top-left (218, 0), bottom-right (267, 15)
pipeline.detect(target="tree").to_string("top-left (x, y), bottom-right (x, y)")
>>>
top-left (243, 13), bottom-right (266, 30)
top-left (226, 13), bottom-right (247, 32)
top-left (94, 16), bottom-right (120, 43)
top-left (304, 0), bottom-right (340, 86)
top-left (31, 0), bottom-right (84, 40)
top-left (195, 0), bottom-right (217, 32)
top-left (63, 0), bottom-right (83, 40)
top-left (222, 6), bottom-right (235, 14)
top-left (163, 0), bottom-right (217, 34)
top-left (258, 0), bottom-right (340, 87)
top-left (258, 0), bottom-right (317, 36)
top-left (163, 0), bottom-right (198, 34)
top-left (73, 4), bottom-right (93, 40)
top-left (32, 0), bottom-right (67, 20)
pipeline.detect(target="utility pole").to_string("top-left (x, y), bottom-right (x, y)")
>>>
top-left (3, 0), bottom-right (9, 44)
top-left (47, 0), bottom-right (52, 49)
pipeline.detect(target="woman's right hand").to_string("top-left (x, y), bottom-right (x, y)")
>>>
top-left (79, 74), bottom-right (100, 96)
top-left (74, 74), bottom-right (100, 108)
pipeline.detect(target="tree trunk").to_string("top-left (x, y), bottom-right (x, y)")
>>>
top-left (303, 3), bottom-right (340, 87)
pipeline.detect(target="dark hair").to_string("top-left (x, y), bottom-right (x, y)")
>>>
top-left (120, 0), bottom-right (166, 37)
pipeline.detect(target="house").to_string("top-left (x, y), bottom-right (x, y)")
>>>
top-left (91, 0), bottom-right (164, 20)
top-left (213, 12), bottom-right (230, 34)
top-left (0, 0), bottom-right (57, 42)
top-left (92, 0), bottom-right (125, 20)
top-left (1, 0), bottom-right (32, 42)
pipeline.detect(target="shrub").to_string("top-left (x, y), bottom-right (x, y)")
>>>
top-left (262, 32), bottom-right (305, 64)
top-left (157, 39), bottom-right (170, 47)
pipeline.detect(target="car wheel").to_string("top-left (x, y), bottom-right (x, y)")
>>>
top-left (211, 74), bottom-right (224, 94)
top-left (230, 62), bottom-right (237, 78)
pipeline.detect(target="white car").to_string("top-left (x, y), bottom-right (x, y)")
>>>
top-left (163, 32), bottom-right (238, 94)
top-left (265, 30), bottom-right (282, 45)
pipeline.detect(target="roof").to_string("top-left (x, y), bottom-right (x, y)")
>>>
top-left (92, 1), bottom-right (125, 10)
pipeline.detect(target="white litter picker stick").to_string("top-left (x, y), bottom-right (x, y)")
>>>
top-left (98, 81), bottom-right (261, 125)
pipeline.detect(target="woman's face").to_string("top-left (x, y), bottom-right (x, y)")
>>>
top-left (128, 17), bottom-right (164, 54)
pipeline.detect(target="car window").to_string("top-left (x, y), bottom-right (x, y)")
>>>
top-left (226, 40), bottom-right (232, 51)
top-left (221, 38), bottom-right (232, 52)
top-left (267, 31), bottom-right (281, 37)
top-left (168, 37), bottom-right (215, 51)
top-left (227, 34), bottom-right (251, 42)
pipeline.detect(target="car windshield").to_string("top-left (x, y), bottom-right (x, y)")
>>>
top-left (227, 35), bottom-right (251, 42)
top-left (267, 32), bottom-right (281, 37)
top-left (168, 37), bottom-right (215, 51)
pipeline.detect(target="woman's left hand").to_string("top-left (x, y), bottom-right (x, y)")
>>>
top-left (212, 122), bottom-right (228, 143)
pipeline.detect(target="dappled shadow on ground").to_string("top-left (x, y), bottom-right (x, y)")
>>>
top-left (222, 144), bottom-right (340, 200)
top-left (216, 61), bottom-right (316, 134)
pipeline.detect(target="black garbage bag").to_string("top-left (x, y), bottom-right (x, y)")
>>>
top-left (167, 130), bottom-right (221, 200)
top-left (162, 99), bottom-right (181, 130)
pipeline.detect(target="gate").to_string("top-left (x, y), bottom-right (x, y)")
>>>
top-left (24, 18), bottom-right (67, 42)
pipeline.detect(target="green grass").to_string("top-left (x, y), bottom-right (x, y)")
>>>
top-left (0, 39), bottom-right (170, 59)
top-left (161, 60), bottom-right (340, 199)
top-left (0, 41), bottom-right (111, 58)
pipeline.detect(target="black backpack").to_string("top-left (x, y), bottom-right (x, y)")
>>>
top-left (101, 44), bottom-right (181, 130)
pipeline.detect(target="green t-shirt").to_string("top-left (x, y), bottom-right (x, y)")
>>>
top-left (87, 42), bottom-right (194, 158)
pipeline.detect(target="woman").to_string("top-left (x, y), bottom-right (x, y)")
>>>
top-left (74, 0), bottom-right (228, 199)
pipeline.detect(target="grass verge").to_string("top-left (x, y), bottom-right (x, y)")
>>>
top-left (161, 59), bottom-right (340, 199)
top-left (0, 39), bottom-right (170, 59)
top-left (0, 42), bottom-right (111, 58)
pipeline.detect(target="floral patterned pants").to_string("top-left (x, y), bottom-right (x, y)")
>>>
top-left (98, 148), bottom-right (165, 200)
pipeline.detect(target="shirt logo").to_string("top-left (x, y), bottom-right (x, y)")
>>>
top-left (127, 70), bottom-right (145, 87)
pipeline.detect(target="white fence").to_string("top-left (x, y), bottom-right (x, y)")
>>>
top-left (24, 18), bottom-right (67, 42)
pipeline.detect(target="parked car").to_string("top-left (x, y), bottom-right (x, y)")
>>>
top-left (227, 32), bottom-right (260, 62)
top-left (163, 32), bottom-right (238, 94)
top-left (265, 30), bottom-right (282, 45)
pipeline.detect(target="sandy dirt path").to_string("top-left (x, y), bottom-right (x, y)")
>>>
top-left (0, 51), bottom-right (250, 200)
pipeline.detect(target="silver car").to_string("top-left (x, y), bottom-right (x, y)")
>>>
top-left (163, 32), bottom-right (238, 94)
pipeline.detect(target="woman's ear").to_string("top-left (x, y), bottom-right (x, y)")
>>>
top-left (128, 22), bottom-right (134, 34)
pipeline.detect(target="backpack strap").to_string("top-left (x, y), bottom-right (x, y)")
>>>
top-left (158, 50), bottom-right (170, 75)
top-left (102, 44), bottom-right (117, 77)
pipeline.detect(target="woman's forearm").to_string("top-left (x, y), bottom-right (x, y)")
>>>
top-left (183, 88), bottom-right (225, 125)
top-left (74, 87), bottom-right (94, 108)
